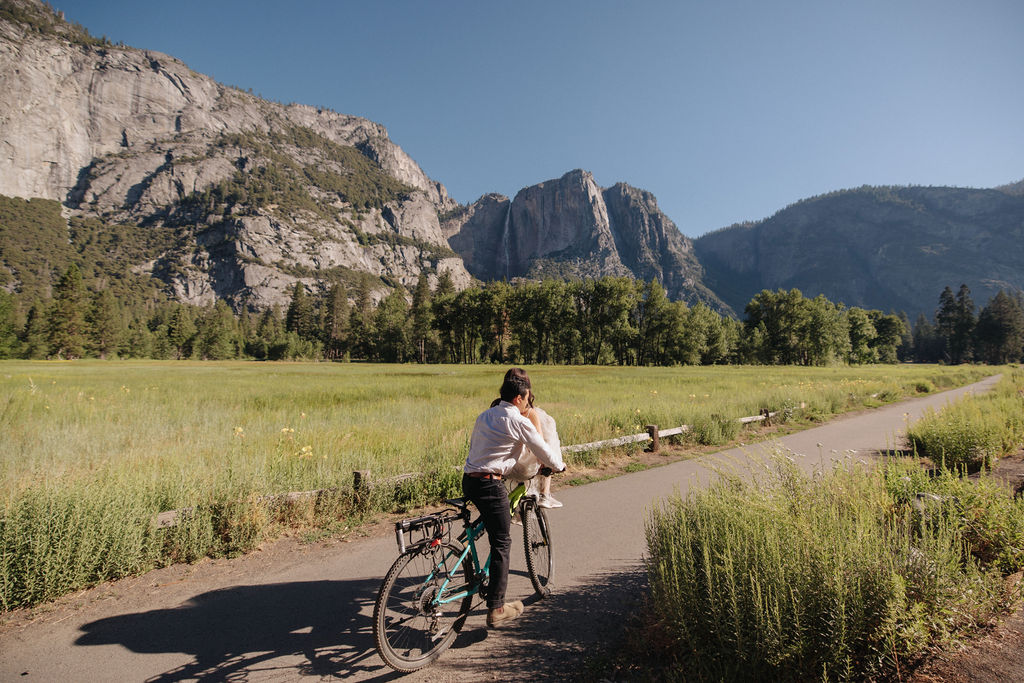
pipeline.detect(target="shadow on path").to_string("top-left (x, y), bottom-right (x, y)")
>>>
top-left (426, 565), bottom-right (649, 681)
top-left (75, 579), bottom-right (402, 681)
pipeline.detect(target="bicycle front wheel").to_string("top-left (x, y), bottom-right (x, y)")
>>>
top-left (373, 542), bottom-right (474, 672)
top-left (522, 499), bottom-right (554, 597)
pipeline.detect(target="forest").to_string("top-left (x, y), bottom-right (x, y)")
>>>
top-left (1, 261), bottom-right (1021, 366)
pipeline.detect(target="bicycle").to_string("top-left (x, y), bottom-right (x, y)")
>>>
top-left (373, 480), bottom-right (555, 672)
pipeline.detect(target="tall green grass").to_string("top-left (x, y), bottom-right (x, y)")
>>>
top-left (907, 369), bottom-right (1024, 470)
top-left (644, 457), bottom-right (1021, 681)
top-left (0, 361), bottom-right (991, 610)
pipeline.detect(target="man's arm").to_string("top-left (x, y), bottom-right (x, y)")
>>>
top-left (516, 418), bottom-right (566, 472)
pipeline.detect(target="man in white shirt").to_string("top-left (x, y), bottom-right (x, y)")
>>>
top-left (463, 373), bottom-right (566, 627)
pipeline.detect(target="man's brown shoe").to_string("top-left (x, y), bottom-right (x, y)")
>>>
top-left (486, 600), bottom-right (524, 627)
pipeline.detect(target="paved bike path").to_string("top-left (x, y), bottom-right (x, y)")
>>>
top-left (0, 374), bottom-right (1001, 682)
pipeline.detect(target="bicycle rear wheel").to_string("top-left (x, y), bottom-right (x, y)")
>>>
top-left (373, 542), bottom-right (474, 672)
top-left (522, 499), bottom-right (554, 597)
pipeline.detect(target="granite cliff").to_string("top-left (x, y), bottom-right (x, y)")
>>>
top-left (443, 170), bottom-right (727, 311)
top-left (0, 0), bottom-right (470, 309)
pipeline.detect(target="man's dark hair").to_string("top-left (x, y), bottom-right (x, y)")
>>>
top-left (499, 375), bottom-right (530, 403)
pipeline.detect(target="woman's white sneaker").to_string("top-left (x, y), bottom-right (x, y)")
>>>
top-left (537, 494), bottom-right (563, 509)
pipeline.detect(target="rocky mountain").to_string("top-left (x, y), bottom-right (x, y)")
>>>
top-left (442, 169), bottom-right (728, 311)
top-left (4, 1), bottom-right (1021, 323)
top-left (694, 184), bottom-right (1024, 318)
top-left (0, 0), bottom-right (471, 310)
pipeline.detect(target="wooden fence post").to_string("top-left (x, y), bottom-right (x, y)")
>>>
top-left (646, 425), bottom-right (660, 453)
top-left (353, 470), bottom-right (370, 504)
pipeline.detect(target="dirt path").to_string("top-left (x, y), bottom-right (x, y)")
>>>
top-left (0, 374), bottom-right (1011, 682)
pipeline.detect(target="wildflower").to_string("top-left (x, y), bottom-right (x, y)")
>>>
top-left (298, 445), bottom-right (313, 457)
top-left (300, 412), bottom-right (307, 419)
top-left (281, 427), bottom-right (295, 434)
top-left (121, 385), bottom-right (130, 393)
top-left (89, 396), bottom-right (95, 401)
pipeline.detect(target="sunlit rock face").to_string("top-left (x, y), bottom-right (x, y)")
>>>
top-left (0, 1), bottom-right (469, 309)
top-left (446, 169), bottom-right (728, 311)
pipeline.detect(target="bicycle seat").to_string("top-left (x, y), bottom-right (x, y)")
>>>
top-left (444, 497), bottom-right (470, 512)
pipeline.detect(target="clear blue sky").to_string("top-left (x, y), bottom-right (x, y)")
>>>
top-left (54, 0), bottom-right (1024, 237)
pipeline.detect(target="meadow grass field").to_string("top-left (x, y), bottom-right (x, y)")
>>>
top-left (0, 361), bottom-right (992, 610)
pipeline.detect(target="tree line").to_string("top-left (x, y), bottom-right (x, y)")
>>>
top-left (1, 265), bottom-right (1021, 366)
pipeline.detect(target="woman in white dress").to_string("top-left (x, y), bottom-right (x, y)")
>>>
top-left (498, 368), bottom-right (563, 508)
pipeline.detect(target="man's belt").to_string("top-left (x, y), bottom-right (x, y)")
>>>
top-left (465, 472), bottom-right (502, 480)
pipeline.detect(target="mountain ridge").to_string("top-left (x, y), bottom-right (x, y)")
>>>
top-left (694, 183), bottom-right (1024, 318)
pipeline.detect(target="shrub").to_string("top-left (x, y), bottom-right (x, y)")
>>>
top-left (644, 458), bottom-right (1016, 681)
top-left (906, 372), bottom-right (1024, 471)
top-left (689, 414), bottom-right (741, 445)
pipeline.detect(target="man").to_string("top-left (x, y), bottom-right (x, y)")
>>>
top-left (463, 372), bottom-right (566, 627)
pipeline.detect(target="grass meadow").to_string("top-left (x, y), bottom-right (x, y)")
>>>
top-left (0, 361), bottom-right (992, 610)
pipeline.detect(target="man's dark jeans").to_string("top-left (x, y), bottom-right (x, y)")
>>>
top-left (461, 473), bottom-right (511, 610)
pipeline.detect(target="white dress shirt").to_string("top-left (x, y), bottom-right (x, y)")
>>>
top-left (465, 401), bottom-right (566, 475)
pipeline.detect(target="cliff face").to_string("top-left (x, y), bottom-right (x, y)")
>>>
top-left (444, 170), bottom-right (728, 311)
top-left (0, 0), bottom-right (470, 309)
top-left (695, 185), bottom-right (1024, 318)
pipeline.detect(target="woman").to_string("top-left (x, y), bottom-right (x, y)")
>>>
top-left (498, 368), bottom-right (563, 509)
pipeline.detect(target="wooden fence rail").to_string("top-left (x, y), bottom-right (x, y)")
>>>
top-left (153, 410), bottom-right (777, 528)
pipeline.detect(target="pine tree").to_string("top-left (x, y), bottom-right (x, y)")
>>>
top-left (48, 264), bottom-right (87, 359)
top-left (951, 284), bottom-right (976, 364)
top-left (374, 287), bottom-right (410, 362)
top-left (912, 313), bottom-right (944, 362)
top-left (252, 306), bottom-right (285, 359)
top-left (285, 282), bottom-right (317, 342)
top-left (323, 283), bottom-right (350, 360)
top-left (19, 302), bottom-right (48, 359)
top-left (348, 282), bottom-right (376, 360)
top-left (0, 291), bottom-right (18, 358)
top-left (87, 289), bottom-right (126, 358)
top-left (167, 305), bottom-right (197, 359)
top-left (435, 269), bottom-right (455, 298)
top-left (196, 301), bottom-right (238, 360)
top-left (935, 286), bottom-right (959, 363)
top-left (410, 272), bottom-right (433, 363)
top-left (124, 317), bottom-right (154, 358)
top-left (975, 290), bottom-right (1024, 364)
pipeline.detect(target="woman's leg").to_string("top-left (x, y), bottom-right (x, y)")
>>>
top-left (537, 475), bottom-right (562, 507)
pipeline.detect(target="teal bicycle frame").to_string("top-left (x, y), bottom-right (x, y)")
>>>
top-left (401, 482), bottom-right (528, 607)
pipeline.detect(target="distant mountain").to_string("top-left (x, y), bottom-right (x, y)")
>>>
top-left (442, 170), bottom-right (728, 312)
top-left (694, 184), bottom-right (1024, 318)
